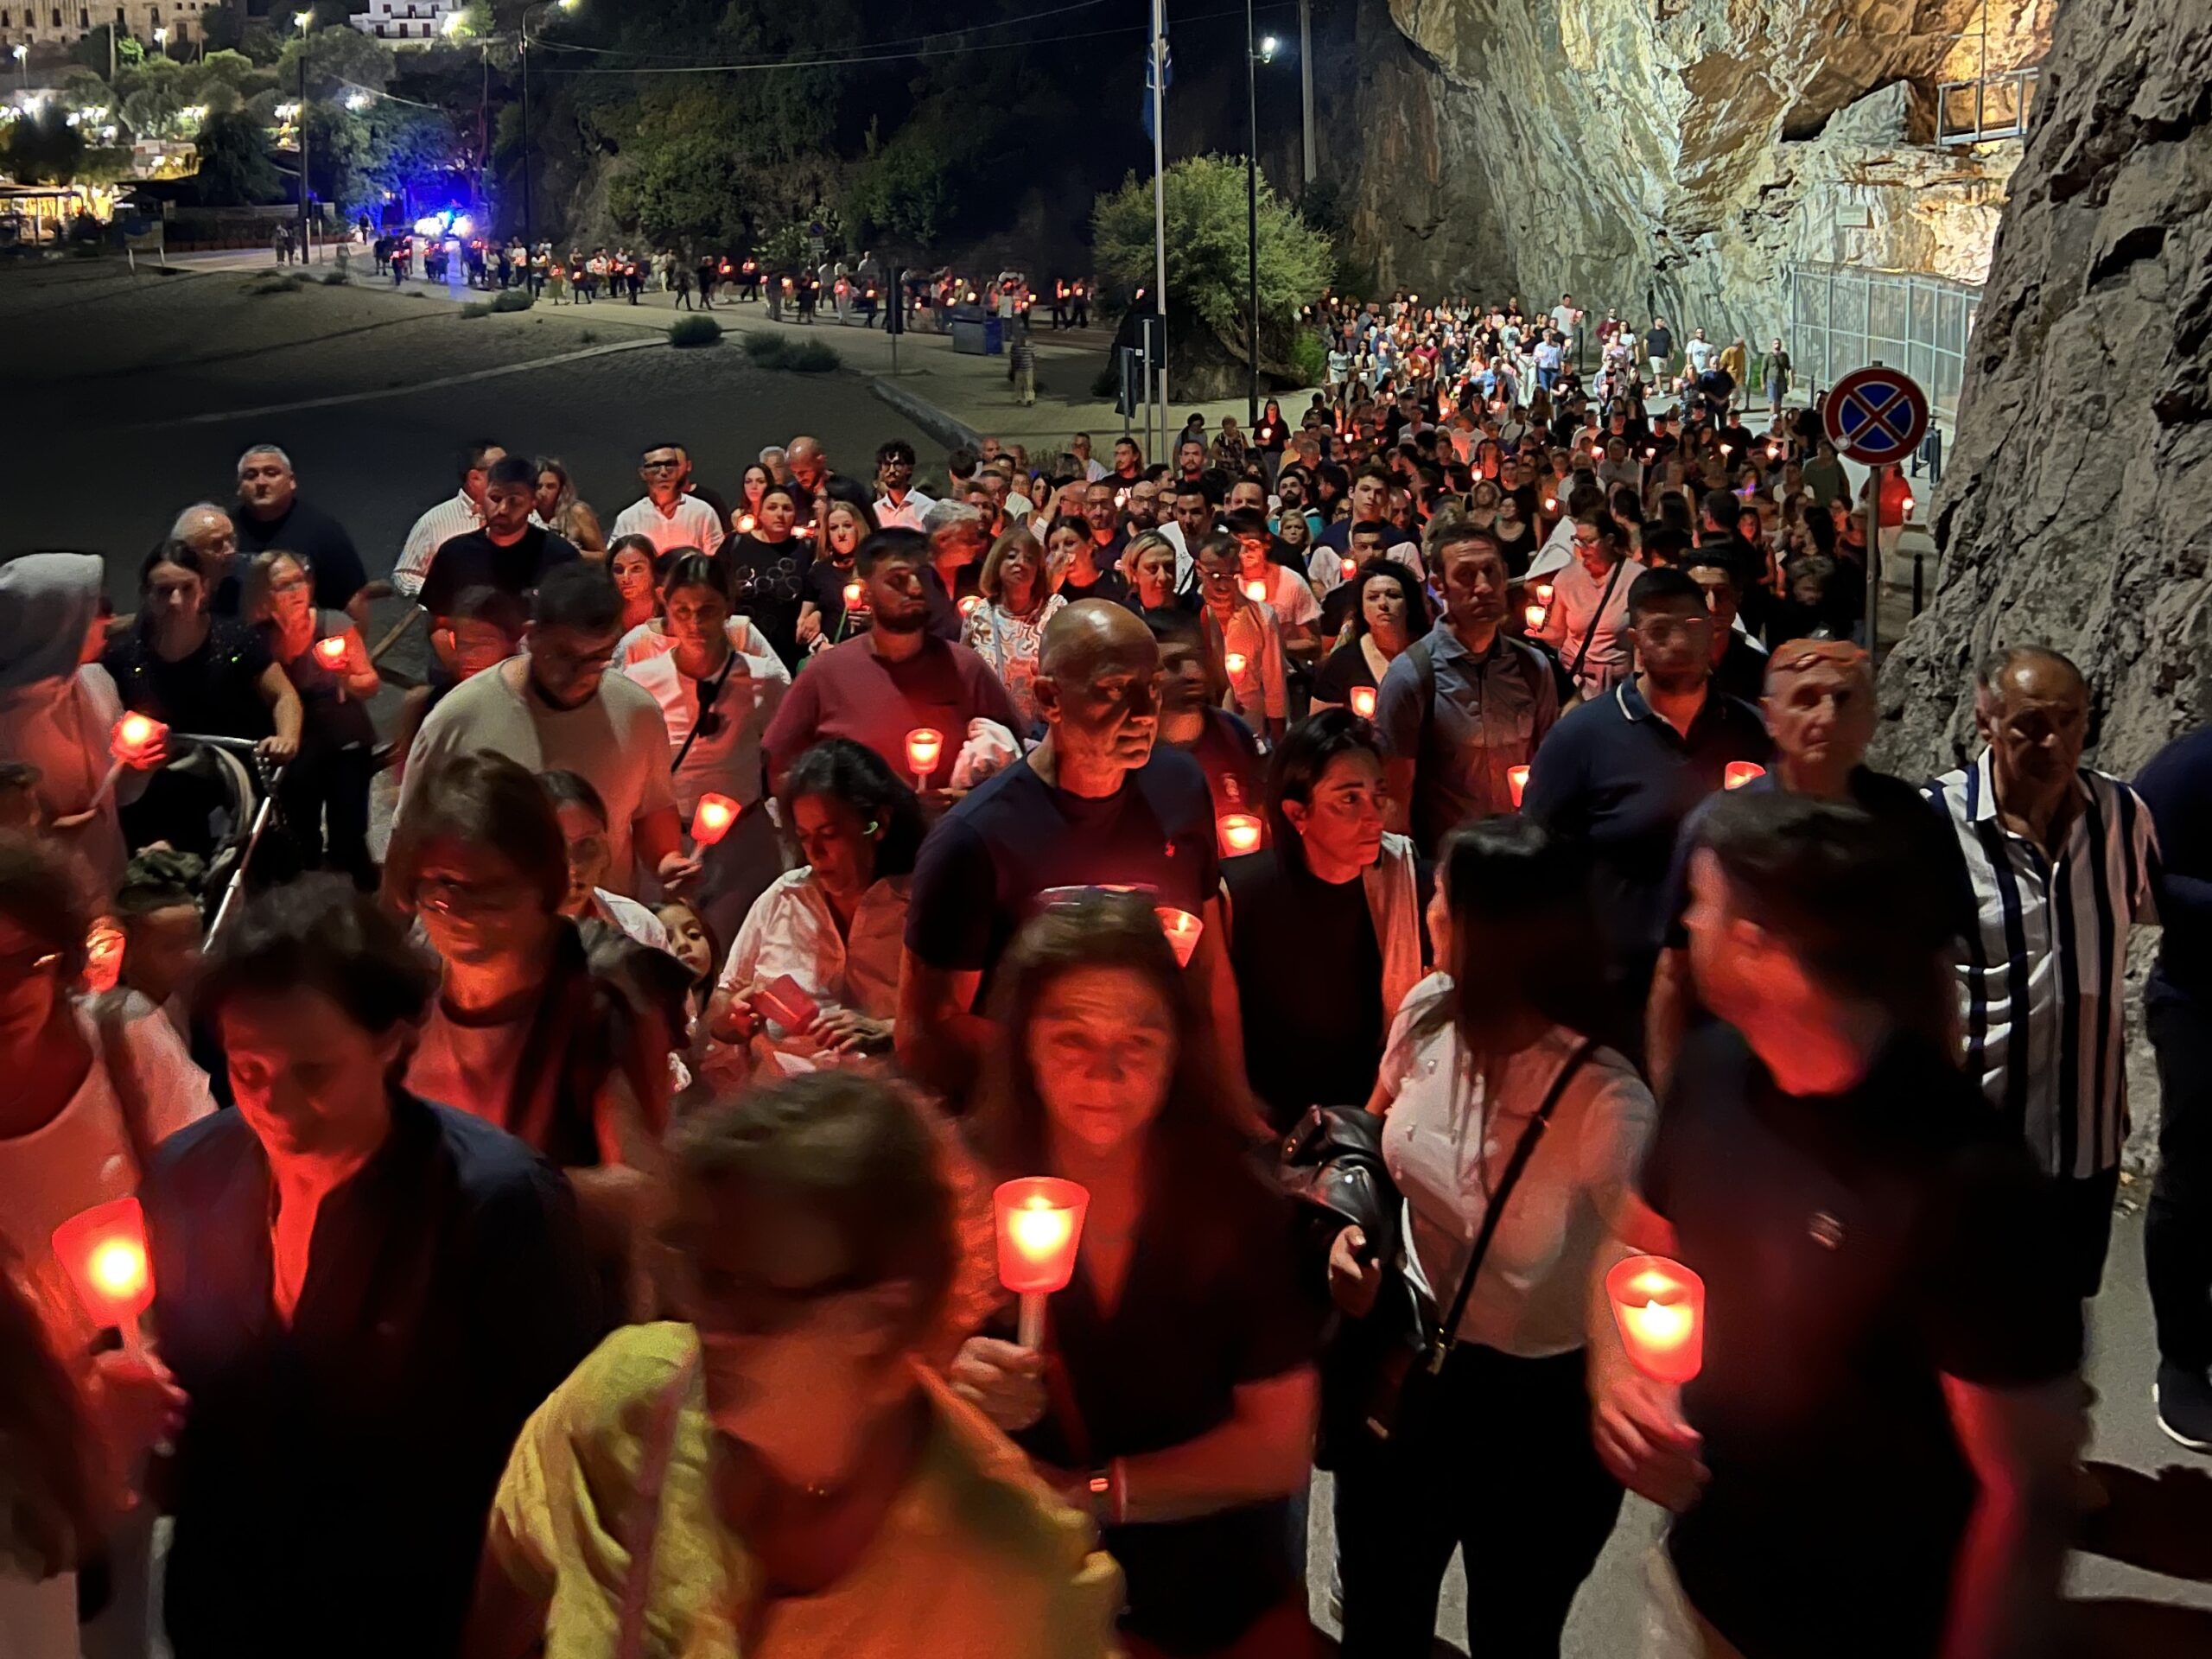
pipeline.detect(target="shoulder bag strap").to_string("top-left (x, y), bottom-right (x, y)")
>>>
top-left (614, 1353), bottom-right (700, 1659)
top-left (1427, 1037), bottom-right (1599, 1372)
top-left (669, 647), bottom-right (741, 779)
top-left (1569, 560), bottom-right (1628, 684)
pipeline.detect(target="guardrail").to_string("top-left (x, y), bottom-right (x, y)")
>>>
top-left (1936, 67), bottom-right (2040, 143)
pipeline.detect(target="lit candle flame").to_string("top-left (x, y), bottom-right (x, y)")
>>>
top-left (1524, 604), bottom-right (1547, 631)
top-left (906, 728), bottom-right (944, 777)
top-left (1009, 1197), bottom-right (1074, 1262)
top-left (1507, 764), bottom-right (1530, 808)
top-left (315, 637), bottom-right (346, 666)
top-left (1155, 906), bottom-right (1204, 968)
top-left (1724, 762), bottom-right (1766, 791)
top-left (690, 793), bottom-right (741, 845)
top-left (1243, 580), bottom-right (1268, 603)
top-left (1224, 651), bottom-right (1248, 677)
top-left (1218, 812), bottom-right (1264, 855)
top-left (1351, 686), bottom-right (1376, 719)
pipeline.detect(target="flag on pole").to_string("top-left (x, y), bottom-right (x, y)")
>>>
top-left (1141, 30), bottom-right (1173, 140)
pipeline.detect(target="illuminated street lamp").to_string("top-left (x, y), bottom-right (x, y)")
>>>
top-left (11, 45), bottom-right (27, 98)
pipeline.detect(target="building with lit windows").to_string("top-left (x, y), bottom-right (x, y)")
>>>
top-left (0, 1), bottom-right (217, 52)
top-left (348, 0), bottom-right (457, 43)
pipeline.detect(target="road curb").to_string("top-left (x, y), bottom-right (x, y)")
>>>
top-left (862, 370), bottom-right (982, 454)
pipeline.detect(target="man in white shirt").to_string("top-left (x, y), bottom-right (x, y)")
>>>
top-left (1550, 292), bottom-right (1580, 350)
top-left (608, 442), bottom-right (726, 556)
top-left (1068, 433), bottom-right (1109, 483)
top-left (872, 439), bottom-right (937, 531)
top-left (393, 439), bottom-right (505, 598)
top-left (1685, 328), bottom-right (1719, 378)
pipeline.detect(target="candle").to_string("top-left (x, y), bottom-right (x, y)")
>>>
top-left (736, 512), bottom-right (756, 534)
top-left (690, 792), bottom-right (741, 845)
top-left (84, 924), bottom-right (124, 995)
top-left (842, 579), bottom-right (867, 611)
top-left (994, 1177), bottom-right (1090, 1349)
top-left (1223, 651), bottom-right (1249, 677)
top-left (1524, 603), bottom-right (1547, 631)
top-left (1243, 580), bottom-right (1268, 603)
top-left (1507, 764), bottom-right (1530, 809)
top-left (1155, 906), bottom-right (1204, 969)
top-left (1724, 761), bottom-right (1766, 791)
top-left (906, 727), bottom-right (945, 783)
top-left (1902, 493), bottom-right (1916, 515)
top-left (1535, 582), bottom-right (1554, 606)
top-left (957, 594), bottom-right (985, 618)
top-left (51, 1197), bottom-right (156, 1351)
top-left (1350, 686), bottom-right (1377, 719)
top-left (315, 636), bottom-right (347, 667)
top-left (1543, 496), bottom-right (1558, 513)
top-left (111, 713), bottom-right (167, 768)
top-left (1605, 1254), bottom-right (1705, 1383)
top-left (1217, 811), bottom-right (1264, 856)
top-left (1340, 556), bottom-right (1357, 580)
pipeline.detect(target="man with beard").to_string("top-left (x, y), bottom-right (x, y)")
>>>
top-left (417, 456), bottom-right (582, 636)
top-left (761, 527), bottom-right (1017, 796)
top-left (897, 601), bottom-right (1245, 1108)
top-left (1523, 567), bottom-right (1769, 1041)
top-left (607, 442), bottom-right (725, 557)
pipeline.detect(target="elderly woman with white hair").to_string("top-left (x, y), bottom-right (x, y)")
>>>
top-left (921, 496), bottom-right (990, 640)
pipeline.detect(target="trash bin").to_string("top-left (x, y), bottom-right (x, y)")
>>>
top-left (949, 305), bottom-right (1003, 355)
top-left (982, 317), bottom-right (1004, 355)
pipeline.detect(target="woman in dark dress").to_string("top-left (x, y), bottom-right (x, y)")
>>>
top-left (101, 542), bottom-right (302, 859)
top-left (951, 892), bottom-right (1322, 1658)
top-left (716, 482), bottom-right (814, 669)
top-left (242, 550), bottom-right (380, 887)
top-left (1311, 559), bottom-right (1429, 712)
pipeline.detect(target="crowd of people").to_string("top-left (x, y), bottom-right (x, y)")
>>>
top-left (3, 289), bottom-right (2206, 1659)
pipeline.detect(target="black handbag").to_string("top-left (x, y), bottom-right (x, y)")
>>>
top-left (1308, 1038), bottom-right (1597, 1463)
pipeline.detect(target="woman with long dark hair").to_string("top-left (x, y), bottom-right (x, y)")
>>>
top-left (1327, 817), bottom-right (1650, 1657)
top-left (1311, 558), bottom-right (1429, 711)
top-left (951, 891), bottom-right (1321, 1658)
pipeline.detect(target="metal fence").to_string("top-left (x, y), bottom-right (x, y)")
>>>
top-left (1936, 67), bottom-right (2040, 143)
top-left (1785, 262), bottom-right (1981, 422)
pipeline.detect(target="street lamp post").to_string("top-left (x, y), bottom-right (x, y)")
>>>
top-left (295, 12), bottom-right (313, 264)
top-left (12, 44), bottom-right (27, 96)
top-left (1243, 16), bottom-right (1278, 427)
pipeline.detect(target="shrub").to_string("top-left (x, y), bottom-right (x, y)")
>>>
top-left (243, 273), bottom-right (302, 296)
top-left (1290, 329), bottom-right (1327, 388)
top-left (490, 289), bottom-right (533, 313)
top-left (459, 301), bottom-right (492, 318)
top-left (320, 270), bottom-right (349, 286)
top-left (782, 340), bottom-right (841, 372)
top-left (741, 329), bottom-right (785, 365)
top-left (670, 315), bottom-right (724, 348)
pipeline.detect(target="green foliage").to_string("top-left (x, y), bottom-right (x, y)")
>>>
top-left (69, 27), bottom-right (143, 76)
top-left (741, 330), bottom-right (785, 363)
top-left (3, 105), bottom-right (88, 187)
top-left (490, 288), bottom-right (534, 313)
top-left (1290, 330), bottom-right (1327, 386)
top-left (843, 120), bottom-right (967, 249)
top-left (276, 28), bottom-right (395, 103)
top-left (236, 24), bottom-right (289, 67)
top-left (321, 270), bottom-right (351, 285)
top-left (1092, 156), bottom-right (1335, 348)
top-left (756, 223), bottom-right (811, 270)
top-left (459, 301), bottom-right (493, 318)
top-left (608, 127), bottom-right (752, 250)
top-left (669, 315), bottom-right (724, 348)
top-left (308, 100), bottom-right (461, 220)
top-left (194, 110), bottom-right (283, 206)
top-left (741, 331), bottom-right (839, 372)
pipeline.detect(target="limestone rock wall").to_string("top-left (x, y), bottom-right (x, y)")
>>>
top-left (1874, 0), bottom-right (2212, 778)
top-left (1323, 0), bottom-right (2046, 344)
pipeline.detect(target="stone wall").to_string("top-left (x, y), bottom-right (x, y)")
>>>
top-left (1320, 0), bottom-right (2048, 345)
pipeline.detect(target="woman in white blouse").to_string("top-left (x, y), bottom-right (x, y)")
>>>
top-left (1326, 817), bottom-right (1651, 1657)
top-left (613, 552), bottom-right (788, 946)
top-left (963, 526), bottom-right (1065, 734)
top-left (703, 738), bottom-right (925, 1084)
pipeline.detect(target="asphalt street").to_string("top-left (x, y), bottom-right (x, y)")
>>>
top-left (4, 255), bottom-right (2209, 1655)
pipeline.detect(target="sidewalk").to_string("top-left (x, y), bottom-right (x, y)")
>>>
top-left (160, 246), bottom-right (1293, 465)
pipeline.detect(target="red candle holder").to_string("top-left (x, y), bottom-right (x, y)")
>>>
top-left (1155, 906), bottom-right (1204, 969)
top-left (842, 580), bottom-right (868, 612)
top-left (1243, 580), bottom-right (1268, 604)
top-left (1724, 761), bottom-right (1766, 791)
top-left (957, 594), bottom-right (985, 618)
top-left (52, 1196), bottom-right (156, 1351)
top-left (315, 636), bottom-right (347, 668)
top-left (1605, 1254), bottom-right (1705, 1383)
top-left (1507, 764), bottom-right (1530, 809)
top-left (111, 713), bottom-right (167, 769)
top-left (994, 1177), bottom-right (1090, 1349)
top-left (1340, 557), bottom-right (1357, 580)
top-left (906, 728), bottom-right (945, 785)
top-left (1535, 582), bottom-right (1554, 607)
top-left (84, 924), bottom-right (124, 995)
top-left (1217, 812), bottom-right (1264, 857)
top-left (1524, 603), bottom-right (1547, 632)
top-left (690, 793), bottom-right (741, 846)
top-left (1223, 650), bottom-right (1249, 678)
top-left (1350, 686), bottom-right (1377, 720)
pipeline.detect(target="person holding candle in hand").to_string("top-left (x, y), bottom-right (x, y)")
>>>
top-left (468, 1070), bottom-right (1123, 1659)
top-left (1310, 559), bottom-right (1429, 715)
top-left (1193, 534), bottom-right (1287, 743)
top-left (1598, 791), bottom-right (2083, 1659)
top-left (951, 893), bottom-right (1322, 1656)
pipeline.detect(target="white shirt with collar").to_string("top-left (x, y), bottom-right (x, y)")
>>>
top-left (873, 488), bottom-right (937, 532)
top-left (394, 491), bottom-right (485, 597)
top-left (609, 493), bottom-right (726, 556)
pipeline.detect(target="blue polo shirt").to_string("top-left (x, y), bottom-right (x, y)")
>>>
top-left (1522, 677), bottom-right (1770, 972)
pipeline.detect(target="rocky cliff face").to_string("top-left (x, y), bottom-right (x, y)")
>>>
top-left (1875, 0), bottom-right (2212, 778)
top-left (1323, 0), bottom-right (2045, 345)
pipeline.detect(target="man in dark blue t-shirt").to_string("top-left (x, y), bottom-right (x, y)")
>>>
top-left (899, 600), bottom-right (1243, 1106)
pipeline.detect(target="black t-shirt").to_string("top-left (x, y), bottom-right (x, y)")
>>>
top-left (418, 526), bottom-right (581, 619)
top-left (229, 498), bottom-right (370, 611)
top-left (1644, 1024), bottom-right (2082, 1659)
top-left (715, 534), bottom-right (815, 667)
top-left (801, 556), bottom-right (864, 643)
top-left (996, 1143), bottom-right (1317, 1649)
top-left (1061, 563), bottom-right (1129, 606)
top-left (1173, 707), bottom-right (1264, 821)
top-left (1312, 639), bottom-right (1380, 704)
top-left (905, 747), bottom-right (1219, 988)
top-left (1709, 631), bottom-right (1768, 704)
top-left (102, 619), bottom-right (275, 740)
top-left (1224, 848), bottom-right (1388, 1128)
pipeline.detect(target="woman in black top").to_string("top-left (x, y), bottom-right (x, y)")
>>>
top-left (1253, 397), bottom-right (1288, 484)
top-left (242, 550), bottom-right (379, 888)
top-left (950, 893), bottom-right (1321, 1657)
top-left (715, 482), bottom-right (814, 669)
top-left (1312, 558), bottom-right (1429, 711)
top-left (103, 542), bottom-right (302, 858)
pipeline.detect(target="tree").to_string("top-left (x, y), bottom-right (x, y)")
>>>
top-left (3, 105), bottom-right (88, 186)
top-left (194, 110), bottom-right (282, 205)
top-left (1092, 156), bottom-right (1334, 353)
top-left (309, 99), bottom-right (462, 220)
top-left (275, 28), bottom-right (395, 102)
top-left (70, 27), bottom-right (143, 77)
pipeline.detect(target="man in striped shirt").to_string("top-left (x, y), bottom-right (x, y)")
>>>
top-left (394, 439), bottom-right (508, 599)
top-left (1927, 645), bottom-right (2161, 1295)
top-left (607, 442), bottom-right (726, 556)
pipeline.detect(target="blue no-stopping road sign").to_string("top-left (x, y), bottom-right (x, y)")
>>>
top-left (1823, 365), bottom-right (1929, 465)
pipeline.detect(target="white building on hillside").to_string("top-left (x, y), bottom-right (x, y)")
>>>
top-left (0, 2), bottom-right (219, 54)
top-left (349, 0), bottom-right (458, 44)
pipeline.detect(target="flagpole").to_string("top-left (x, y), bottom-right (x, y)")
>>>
top-left (1150, 0), bottom-right (1170, 465)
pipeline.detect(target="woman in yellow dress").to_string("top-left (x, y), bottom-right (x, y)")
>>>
top-left (466, 1071), bottom-right (1123, 1659)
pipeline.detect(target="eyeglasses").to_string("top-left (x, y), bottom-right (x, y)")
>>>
top-left (641, 457), bottom-right (683, 473)
top-left (416, 874), bottom-right (539, 917)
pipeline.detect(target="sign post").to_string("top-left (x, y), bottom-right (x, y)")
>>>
top-left (1821, 364), bottom-right (1929, 659)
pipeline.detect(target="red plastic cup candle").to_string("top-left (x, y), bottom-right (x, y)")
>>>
top-left (1217, 811), bottom-right (1264, 856)
top-left (52, 1196), bottom-right (156, 1351)
top-left (84, 924), bottom-right (124, 995)
top-left (1724, 761), bottom-right (1766, 791)
top-left (1524, 604), bottom-right (1547, 632)
top-left (1155, 906), bottom-right (1204, 969)
top-left (994, 1177), bottom-right (1090, 1349)
top-left (1605, 1254), bottom-right (1705, 1384)
top-left (690, 793), bottom-right (741, 846)
top-left (1340, 556), bottom-right (1357, 580)
top-left (111, 713), bottom-right (166, 768)
top-left (315, 636), bottom-right (347, 668)
top-left (1223, 651), bottom-right (1249, 678)
top-left (842, 580), bottom-right (867, 611)
top-left (906, 727), bottom-right (945, 783)
top-left (736, 512), bottom-right (757, 534)
top-left (1507, 764), bottom-right (1530, 809)
top-left (1243, 580), bottom-right (1268, 604)
top-left (1350, 686), bottom-right (1377, 719)
top-left (1902, 493), bottom-right (1916, 515)
top-left (958, 594), bottom-right (985, 618)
